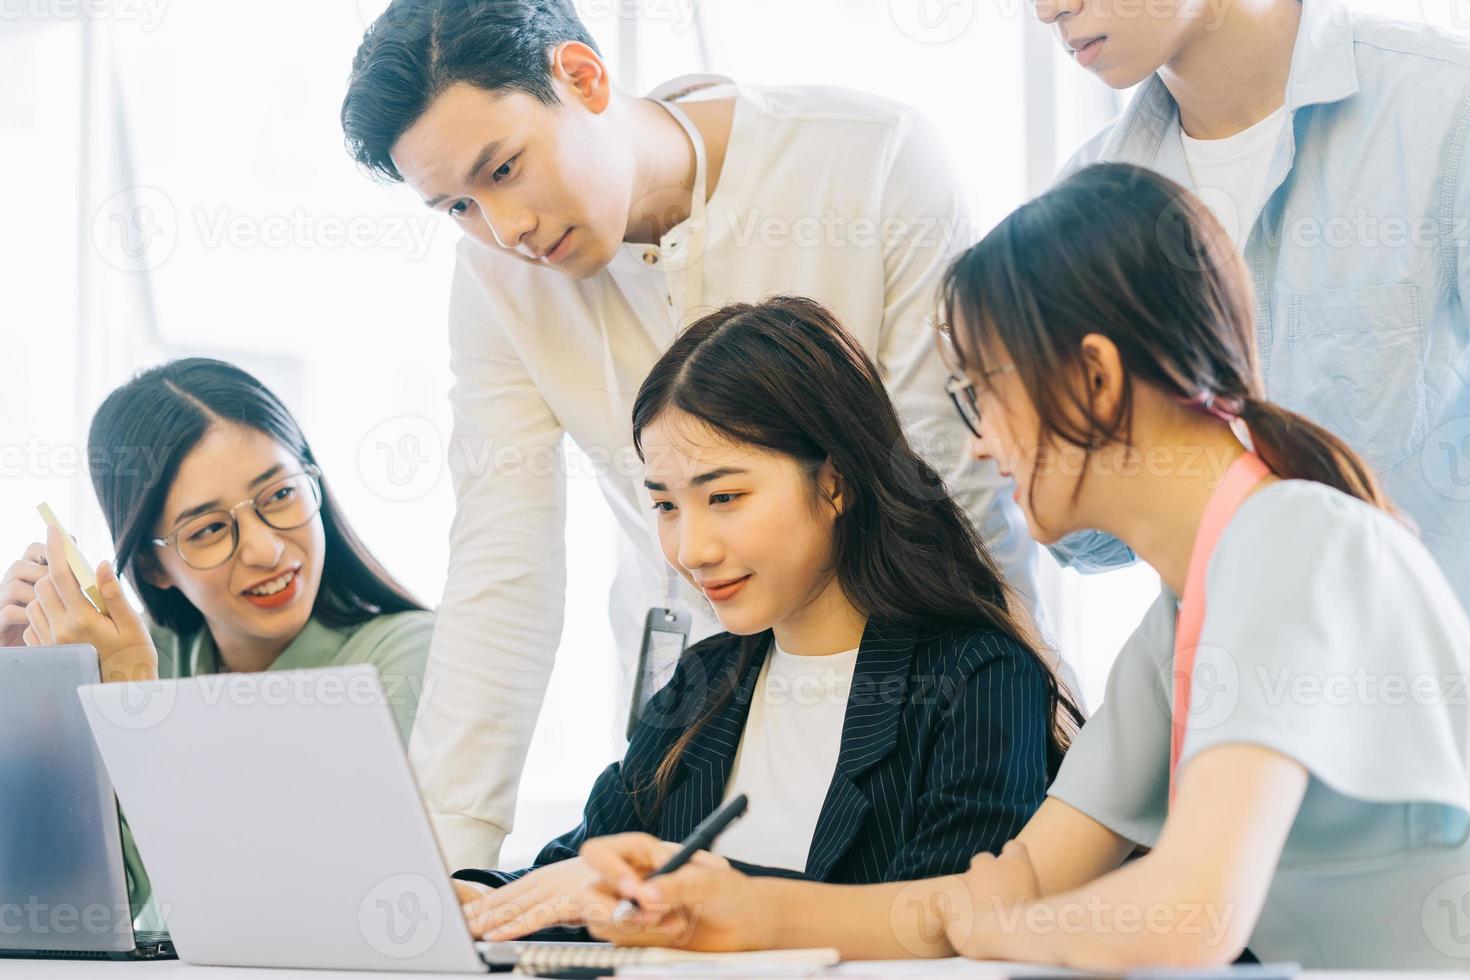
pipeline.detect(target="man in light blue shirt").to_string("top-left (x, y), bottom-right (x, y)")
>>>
top-left (1040, 0), bottom-right (1470, 609)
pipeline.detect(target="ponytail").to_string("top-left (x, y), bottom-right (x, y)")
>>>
top-left (1240, 397), bottom-right (1408, 525)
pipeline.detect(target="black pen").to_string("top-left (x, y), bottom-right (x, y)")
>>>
top-left (612, 793), bottom-right (749, 922)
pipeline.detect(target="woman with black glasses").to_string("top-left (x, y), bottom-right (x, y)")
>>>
top-left (0, 358), bottom-right (432, 929)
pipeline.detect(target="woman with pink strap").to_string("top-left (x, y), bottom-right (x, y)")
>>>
top-left (557, 163), bottom-right (1470, 970)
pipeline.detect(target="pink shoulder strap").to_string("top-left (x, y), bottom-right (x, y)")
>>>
top-left (1169, 452), bottom-right (1271, 805)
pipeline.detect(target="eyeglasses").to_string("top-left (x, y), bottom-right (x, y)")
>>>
top-left (151, 466), bottom-right (323, 570)
top-left (929, 315), bottom-right (1015, 439)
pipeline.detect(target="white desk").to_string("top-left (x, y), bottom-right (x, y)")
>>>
top-left (0, 961), bottom-right (1444, 979)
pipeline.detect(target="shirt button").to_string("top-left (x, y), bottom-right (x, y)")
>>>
top-left (643, 251), bottom-right (659, 265)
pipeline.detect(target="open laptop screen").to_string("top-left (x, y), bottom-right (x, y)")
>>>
top-left (0, 645), bottom-right (137, 955)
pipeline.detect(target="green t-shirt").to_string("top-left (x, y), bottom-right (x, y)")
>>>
top-left (125, 610), bottom-right (434, 932)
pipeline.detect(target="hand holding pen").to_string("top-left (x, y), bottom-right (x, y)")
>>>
top-left (610, 793), bottom-right (749, 924)
top-left (576, 795), bottom-right (767, 951)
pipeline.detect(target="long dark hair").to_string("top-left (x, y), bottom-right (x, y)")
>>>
top-left (87, 358), bottom-right (426, 636)
top-left (942, 163), bottom-right (1394, 523)
top-left (631, 296), bottom-right (1080, 814)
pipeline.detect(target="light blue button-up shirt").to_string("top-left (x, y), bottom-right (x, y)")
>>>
top-left (1055, 0), bottom-right (1470, 611)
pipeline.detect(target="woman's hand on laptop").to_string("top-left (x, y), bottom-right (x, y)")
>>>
top-left (459, 856), bottom-right (638, 941)
top-left (0, 542), bottom-right (47, 647)
top-left (578, 832), bottom-right (771, 952)
top-left (24, 525), bottom-right (158, 683)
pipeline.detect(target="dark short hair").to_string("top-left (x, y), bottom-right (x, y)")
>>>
top-left (341, 0), bottom-right (600, 182)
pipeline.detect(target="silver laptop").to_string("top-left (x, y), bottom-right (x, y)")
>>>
top-left (76, 663), bottom-right (496, 972)
top-left (0, 645), bottom-right (175, 961)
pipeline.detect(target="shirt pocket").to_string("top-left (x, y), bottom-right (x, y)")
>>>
top-left (1283, 283), bottom-right (1427, 475)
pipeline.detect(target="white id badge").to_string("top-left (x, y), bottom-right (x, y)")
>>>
top-left (628, 607), bottom-right (691, 739)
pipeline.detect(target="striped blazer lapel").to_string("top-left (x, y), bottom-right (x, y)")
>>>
top-left (659, 633), bottom-right (771, 839)
top-left (805, 619), bottom-right (918, 880)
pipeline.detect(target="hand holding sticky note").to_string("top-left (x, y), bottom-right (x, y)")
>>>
top-left (36, 503), bottom-right (109, 615)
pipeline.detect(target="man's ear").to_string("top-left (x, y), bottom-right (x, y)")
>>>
top-left (549, 41), bottom-right (612, 113)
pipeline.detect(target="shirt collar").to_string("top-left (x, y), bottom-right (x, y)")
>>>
top-left (188, 616), bottom-right (352, 675)
top-left (1284, 0), bottom-right (1359, 112)
top-left (1103, 0), bottom-right (1358, 162)
top-left (612, 75), bottom-right (741, 276)
top-left (643, 73), bottom-right (736, 102)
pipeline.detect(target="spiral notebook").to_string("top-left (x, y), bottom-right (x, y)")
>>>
top-left (477, 940), bottom-right (840, 975)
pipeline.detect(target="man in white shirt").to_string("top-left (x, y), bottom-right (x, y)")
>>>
top-left (342, 0), bottom-right (1044, 869)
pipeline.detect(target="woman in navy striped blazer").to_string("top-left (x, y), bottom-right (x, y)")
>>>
top-left (452, 297), bottom-right (1080, 941)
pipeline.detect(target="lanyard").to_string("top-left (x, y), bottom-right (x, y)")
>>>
top-left (1169, 452), bottom-right (1271, 806)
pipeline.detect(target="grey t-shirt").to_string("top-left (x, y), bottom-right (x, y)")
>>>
top-left (1050, 480), bottom-right (1470, 968)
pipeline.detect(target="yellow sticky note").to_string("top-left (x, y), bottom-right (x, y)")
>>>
top-left (36, 502), bottom-right (109, 615)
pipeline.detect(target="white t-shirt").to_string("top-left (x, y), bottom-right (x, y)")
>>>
top-left (1180, 106), bottom-right (1288, 248)
top-left (710, 643), bottom-right (860, 872)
